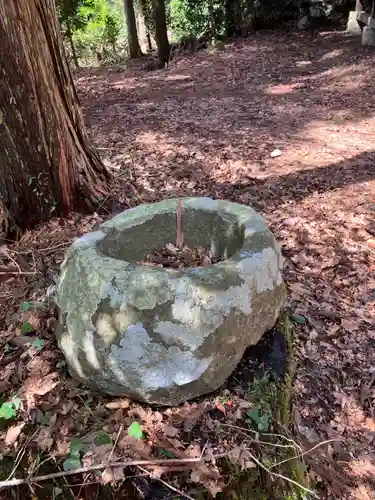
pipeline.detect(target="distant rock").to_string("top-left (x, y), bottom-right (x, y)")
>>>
top-left (298, 15), bottom-right (310, 30)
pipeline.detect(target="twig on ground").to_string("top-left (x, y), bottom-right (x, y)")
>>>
top-left (108, 424), bottom-right (123, 462)
top-left (246, 449), bottom-right (318, 498)
top-left (0, 457), bottom-right (204, 489)
top-left (138, 466), bottom-right (195, 500)
top-left (220, 423), bottom-right (302, 452)
top-left (6, 430), bottom-right (39, 482)
top-left (269, 438), bottom-right (343, 470)
top-left (2, 249), bottom-right (22, 273)
top-left (0, 271), bottom-right (36, 276)
top-left (38, 242), bottom-right (70, 254)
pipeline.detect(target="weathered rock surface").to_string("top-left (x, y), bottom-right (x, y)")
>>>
top-left (362, 25), bottom-right (375, 46)
top-left (346, 10), bottom-right (364, 35)
top-left (297, 15), bottom-right (310, 30)
top-left (56, 198), bottom-right (286, 405)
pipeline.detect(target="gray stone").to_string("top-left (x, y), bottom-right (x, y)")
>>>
top-left (298, 15), bottom-right (310, 30)
top-left (56, 198), bottom-right (285, 406)
top-left (362, 25), bottom-right (375, 46)
top-left (346, 10), bottom-right (365, 35)
top-left (309, 5), bottom-right (323, 18)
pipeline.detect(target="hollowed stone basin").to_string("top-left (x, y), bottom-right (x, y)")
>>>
top-left (56, 197), bottom-right (285, 405)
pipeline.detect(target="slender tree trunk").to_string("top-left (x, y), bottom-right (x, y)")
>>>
top-left (152, 0), bottom-right (169, 66)
top-left (66, 18), bottom-right (79, 69)
top-left (136, 0), bottom-right (149, 53)
top-left (225, 0), bottom-right (236, 37)
top-left (124, 0), bottom-right (143, 58)
top-left (0, 0), bottom-right (111, 238)
top-left (208, 0), bottom-right (216, 41)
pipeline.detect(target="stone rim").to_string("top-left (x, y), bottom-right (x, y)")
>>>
top-left (69, 197), bottom-right (283, 277)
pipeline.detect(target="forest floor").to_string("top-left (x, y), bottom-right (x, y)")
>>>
top-left (1, 29), bottom-right (375, 499)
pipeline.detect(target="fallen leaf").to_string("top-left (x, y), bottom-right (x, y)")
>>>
top-left (167, 438), bottom-right (185, 449)
top-left (215, 403), bottom-right (226, 414)
top-left (291, 251), bottom-right (310, 267)
top-left (162, 424), bottom-right (179, 437)
top-left (229, 447), bottom-right (257, 470)
top-left (128, 421), bottom-right (143, 439)
top-left (289, 282), bottom-right (310, 296)
top-left (101, 466), bottom-right (124, 484)
top-left (341, 318), bottom-right (360, 331)
top-left (36, 427), bottom-right (54, 451)
top-left (5, 422), bottom-right (25, 446)
top-left (282, 217), bottom-right (299, 226)
top-left (186, 443), bottom-right (202, 458)
top-left (105, 399), bottom-right (130, 410)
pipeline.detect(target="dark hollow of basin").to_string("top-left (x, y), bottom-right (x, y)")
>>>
top-left (97, 208), bottom-right (246, 262)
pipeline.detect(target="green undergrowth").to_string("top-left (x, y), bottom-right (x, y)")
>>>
top-left (218, 311), bottom-right (311, 500)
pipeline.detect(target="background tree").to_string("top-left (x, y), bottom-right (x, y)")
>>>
top-left (58, 0), bottom-right (124, 66)
top-left (152, 0), bottom-right (170, 66)
top-left (0, 0), bottom-right (111, 238)
top-left (124, 0), bottom-right (143, 57)
top-left (56, 0), bottom-right (88, 68)
top-left (135, 0), bottom-right (149, 52)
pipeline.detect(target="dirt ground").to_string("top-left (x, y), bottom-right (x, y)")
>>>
top-left (1, 28), bottom-right (375, 499)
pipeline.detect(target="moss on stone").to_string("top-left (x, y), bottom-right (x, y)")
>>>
top-left (219, 310), bottom-right (311, 500)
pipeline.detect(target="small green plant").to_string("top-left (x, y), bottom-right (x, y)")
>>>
top-left (20, 301), bottom-right (31, 312)
top-left (157, 447), bottom-right (174, 458)
top-left (94, 430), bottom-right (112, 446)
top-left (246, 407), bottom-right (270, 432)
top-left (2, 343), bottom-right (10, 353)
top-left (63, 437), bottom-right (85, 470)
top-left (290, 313), bottom-right (307, 325)
top-left (21, 321), bottom-right (34, 334)
top-left (0, 396), bottom-right (21, 420)
top-left (31, 337), bottom-right (44, 349)
top-left (127, 421), bottom-right (143, 439)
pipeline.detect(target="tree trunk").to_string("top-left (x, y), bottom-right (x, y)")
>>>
top-left (0, 0), bottom-right (111, 239)
top-left (152, 0), bottom-right (169, 66)
top-left (66, 18), bottom-right (79, 68)
top-left (136, 0), bottom-right (150, 53)
top-left (124, 0), bottom-right (143, 58)
top-left (225, 0), bottom-right (236, 37)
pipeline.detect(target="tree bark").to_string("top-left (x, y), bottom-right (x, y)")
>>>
top-left (124, 0), bottom-right (143, 58)
top-left (225, 0), bottom-right (236, 37)
top-left (136, 0), bottom-right (150, 53)
top-left (66, 18), bottom-right (79, 68)
top-left (152, 0), bottom-right (169, 67)
top-left (208, 0), bottom-right (216, 41)
top-left (0, 0), bottom-right (111, 238)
